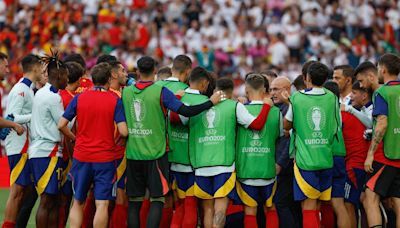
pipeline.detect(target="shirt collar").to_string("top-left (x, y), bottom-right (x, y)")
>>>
top-left (301, 87), bottom-right (325, 94)
top-left (49, 85), bottom-right (59, 93)
top-left (165, 77), bottom-right (179, 82)
top-left (185, 88), bottom-right (200, 94)
top-left (364, 101), bottom-right (373, 108)
top-left (386, 80), bottom-right (400, 86)
top-left (93, 86), bottom-right (107, 91)
top-left (249, 100), bottom-right (263, 104)
top-left (21, 77), bottom-right (33, 88)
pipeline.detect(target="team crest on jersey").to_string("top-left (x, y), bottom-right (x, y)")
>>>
top-left (203, 107), bottom-right (219, 135)
top-left (131, 99), bottom-right (145, 128)
top-left (307, 106), bottom-right (326, 131)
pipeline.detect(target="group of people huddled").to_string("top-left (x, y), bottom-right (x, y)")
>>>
top-left (0, 50), bottom-right (400, 228)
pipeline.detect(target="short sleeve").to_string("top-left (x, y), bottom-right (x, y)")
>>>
top-left (114, 98), bottom-right (126, 123)
top-left (63, 95), bottom-right (79, 121)
top-left (372, 94), bottom-right (388, 117)
top-left (236, 103), bottom-right (255, 128)
top-left (285, 104), bottom-right (293, 122)
top-left (161, 87), bottom-right (183, 112)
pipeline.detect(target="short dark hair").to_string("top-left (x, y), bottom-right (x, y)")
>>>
top-left (157, 67), bottom-right (172, 77)
top-left (352, 81), bottom-right (366, 91)
top-left (21, 54), bottom-right (41, 73)
top-left (378, 53), bottom-right (400, 76)
top-left (323, 80), bottom-right (340, 98)
top-left (109, 61), bottom-right (122, 71)
top-left (137, 56), bottom-right (156, 76)
top-left (172, 55), bottom-right (192, 74)
top-left (64, 53), bottom-right (86, 69)
top-left (307, 62), bottom-right (329, 86)
top-left (302, 60), bottom-right (317, 77)
top-left (293, 75), bottom-right (306, 91)
top-left (261, 70), bottom-right (278, 79)
top-left (189, 67), bottom-right (210, 83)
top-left (245, 73), bottom-right (266, 91)
top-left (334, 65), bottom-right (355, 83)
top-left (204, 71), bottom-right (217, 97)
top-left (354, 61), bottom-right (377, 76)
top-left (66, 62), bottom-right (84, 84)
top-left (216, 77), bottom-right (234, 92)
top-left (91, 62), bottom-right (112, 85)
top-left (96, 54), bottom-right (117, 65)
top-left (0, 52), bottom-right (8, 61)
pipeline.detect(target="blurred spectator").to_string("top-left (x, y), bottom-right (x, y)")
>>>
top-left (0, 0), bottom-right (397, 91)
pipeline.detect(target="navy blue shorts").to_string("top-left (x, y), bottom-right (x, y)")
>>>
top-left (69, 159), bottom-right (117, 201)
top-left (60, 159), bottom-right (72, 196)
top-left (194, 172), bottom-right (236, 200)
top-left (8, 153), bottom-right (33, 186)
top-left (344, 167), bottom-right (365, 206)
top-left (235, 181), bottom-right (276, 207)
top-left (115, 157), bottom-right (126, 189)
top-left (171, 171), bottom-right (195, 199)
top-left (30, 157), bottom-right (62, 195)
top-left (293, 163), bottom-right (333, 201)
top-left (332, 156), bottom-right (346, 198)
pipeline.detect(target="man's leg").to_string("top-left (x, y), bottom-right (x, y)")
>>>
top-left (126, 159), bottom-right (147, 228)
top-left (3, 184), bottom-right (25, 226)
top-left (15, 185), bottom-right (38, 228)
top-left (93, 200), bottom-right (109, 228)
top-left (344, 202), bottom-right (357, 228)
top-left (331, 198), bottom-right (351, 228)
top-left (331, 156), bottom-right (350, 228)
top-left (69, 159), bottom-right (93, 228)
top-left (243, 206), bottom-right (257, 228)
top-left (274, 172), bottom-right (298, 228)
top-left (213, 197), bottom-right (229, 228)
top-left (58, 192), bottom-right (72, 228)
top-left (391, 197), bottom-right (400, 228)
top-left (69, 199), bottom-right (85, 228)
top-left (146, 197), bottom-right (165, 228)
top-left (36, 193), bottom-right (59, 228)
top-left (363, 188), bottom-right (382, 226)
top-left (110, 188), bottom-right (128, 228)
top-left (128, 198), bottom-right (143, 228)
top-left (3, 154), bottom-right (32, 227)
top-left (202, 199), bottom-right (214, 228)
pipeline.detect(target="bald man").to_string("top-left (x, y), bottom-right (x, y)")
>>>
top-left (270, 76), bottom-right (302, 228)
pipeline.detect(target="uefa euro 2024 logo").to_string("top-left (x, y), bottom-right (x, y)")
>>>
top-left (204, 108), bottom-right (218, 135)
top-left (132, 99), bottom-right (145, 128)
top-left (307, 107), bottom-right (326, 138)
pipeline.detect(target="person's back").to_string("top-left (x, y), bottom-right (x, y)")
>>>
top-left (73, 89), bottom-right (120, 162)
top-left (290, 89), bottom-right (338, 170)
top-left (59, 62), bottom-right (127, 228)
top-left (189, 98), bottom-right (237, 169)
top-left (123, 82), bottom-right (167, 160)
top-left (284, 61), bottom-right (340, 228)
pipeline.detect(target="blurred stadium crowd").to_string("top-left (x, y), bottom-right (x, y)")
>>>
top-left (0, 0), bottom-right (399, 89)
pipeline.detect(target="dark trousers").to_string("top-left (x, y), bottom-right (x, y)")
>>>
top-left (274, 163), bottom-right (302, 228)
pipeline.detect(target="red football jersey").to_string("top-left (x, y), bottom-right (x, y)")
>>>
top-left (75, 77), bottom-right (94, 94)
